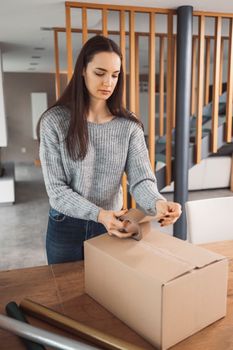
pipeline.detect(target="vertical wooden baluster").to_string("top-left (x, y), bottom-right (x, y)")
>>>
top-left (196, 15), bottom-right (205, 164)
top-left (120, 10), bottom-right (128, 209)
top-left (191, 37), bottom-right (197, 116)
top-left (204, 37), bottom-right (211, 105)
top-left (135, 33), bottom-right (140, 117)
top-left (129, 11), bottom-right (136, 113)
top-left (54, 30), bottom-right (61, 100)
top-left (149, 12), bottom-right (156, 173)
top-left (65, 4), bottom-right (73, 83)
top-left (120, 11), bottom-right (126, 106)
top-left (82, 7), bottom-right (88, 44)
top-left (159, 36), bottom-right (164, 136)
top-left (212, 16), bottom-right (222, 153)
top-left (231, 154), bottom-right (233, 192)
top-left (129, 10), bottom-right (136, 208)
top-left (219, 38), bottom-right (224, 95)
top-left (102, 9), bottom-right (108, 36)
top-left (226, 18), bottom-right (233, 142)
top-left (172, 35), bottom-right (177, 128)
top-left (166, 12), bottom-right (173, 185)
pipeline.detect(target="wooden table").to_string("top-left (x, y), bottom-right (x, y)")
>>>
top-left (0, 240), bottom-right (233, 350)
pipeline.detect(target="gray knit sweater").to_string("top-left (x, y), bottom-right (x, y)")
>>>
top-left (39, 105), bottom-right (165, 222)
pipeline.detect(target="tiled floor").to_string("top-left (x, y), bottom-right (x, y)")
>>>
top-left (0, 163), bottom-right (232, 271)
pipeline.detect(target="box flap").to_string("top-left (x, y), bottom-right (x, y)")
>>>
top-left (142, 228), bottom-right (226, 268)
top-left (86, 223), bottom-right (227, 285)
top-left (86, 235), bottom-right (196, 285)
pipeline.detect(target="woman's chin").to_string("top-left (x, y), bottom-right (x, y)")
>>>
top-left (95, 94), bottom-right (111, 100)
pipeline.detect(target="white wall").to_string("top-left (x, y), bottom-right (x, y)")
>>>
top-left (31, 92), bottom-right (48, 140)
top-left (1, 73), bottom-right (66, 163)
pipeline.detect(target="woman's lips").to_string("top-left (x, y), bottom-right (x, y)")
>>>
top-left (99, 90), bottom-right (111, 94)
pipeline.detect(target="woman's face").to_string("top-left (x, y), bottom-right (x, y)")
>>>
top-left (83, 51), bottom-right (121, 101)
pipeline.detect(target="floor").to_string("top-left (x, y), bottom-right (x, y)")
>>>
top-left (0, 163), bottom-right (232, 271)
top-left (0, 164), bottom-right (49, 271)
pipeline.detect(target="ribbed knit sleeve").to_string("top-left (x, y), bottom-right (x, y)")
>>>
top-left (39, 116), bottom-right (101, 222)
top-left (125, 124), bottom-right (166, 215)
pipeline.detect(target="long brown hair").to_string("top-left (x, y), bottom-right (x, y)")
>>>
top-left (37, 35), bottom-right (143, 160)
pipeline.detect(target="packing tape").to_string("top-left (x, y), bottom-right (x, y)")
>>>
top-left (118, 208), bottom-right (148, 241)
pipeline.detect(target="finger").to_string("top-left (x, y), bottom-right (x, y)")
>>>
top-left (159, 215), bottom-right (178, 224)
top-left (165, 211), bottom-right (182, 219)
top-left (167, 203), bottom-right (182, 213)
top-left (156, 213), bottom-right (176, 222)
top-left (161, 216), bottom-right (179, 223)
top-left (112, 218), bottom-right (125, 230)
top-left (114, 209), bottom-right (128, 217)
top-left (158, 209), bottom-right (182, 220)
top-left (155, 212), bottom-right (169, 220)
top-left (109, 229), bottom-right (135, 239)
top-left (160, 217), bottom-right (179, 226)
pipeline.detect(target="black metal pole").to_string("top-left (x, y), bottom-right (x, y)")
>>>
top-left (174, 6), bottom-right (193, 240)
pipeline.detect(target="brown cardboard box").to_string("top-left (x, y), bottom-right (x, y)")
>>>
top-left (84, 222), bottom-right (228, 350)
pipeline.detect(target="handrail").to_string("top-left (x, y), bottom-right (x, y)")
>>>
top-left (66, 1), bottom-right (176, 14)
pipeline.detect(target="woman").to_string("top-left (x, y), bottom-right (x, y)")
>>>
top-left (38, 35), bottom-right (181, 264)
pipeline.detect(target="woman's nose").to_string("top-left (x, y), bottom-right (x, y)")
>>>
top-left (103, 76), bottom-right (112, 86)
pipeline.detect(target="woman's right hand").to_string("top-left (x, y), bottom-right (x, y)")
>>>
top-left (98, 208), bottom-right (134, 239)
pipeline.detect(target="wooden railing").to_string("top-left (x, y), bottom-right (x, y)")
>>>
top-left (52, 2), bottom-right (233, 207)
top-left (190, 14), bottom-right (233, 162)
top-left (61, 2), bottom-right (177, 209)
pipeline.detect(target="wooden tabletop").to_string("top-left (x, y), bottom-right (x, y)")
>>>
top-left (0, 240), bottom-right (233, 350)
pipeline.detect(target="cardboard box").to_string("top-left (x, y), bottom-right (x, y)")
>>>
top-left (84, 222), bottom-right (228, 349)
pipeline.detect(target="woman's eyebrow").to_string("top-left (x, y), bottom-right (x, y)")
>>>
top-left (95, 67), bottom-right (120, 73)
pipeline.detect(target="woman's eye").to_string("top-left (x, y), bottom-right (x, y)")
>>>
top-left (95, 72), bottom-right (118, 78)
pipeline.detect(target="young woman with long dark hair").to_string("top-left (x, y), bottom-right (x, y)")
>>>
top-left (38, 35), bottom-right (181, 264)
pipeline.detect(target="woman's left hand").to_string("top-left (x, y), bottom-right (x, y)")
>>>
top-left (155, 200), bottom-right (182, 226)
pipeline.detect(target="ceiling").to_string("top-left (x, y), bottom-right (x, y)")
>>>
top-left (1, 0), bottom-right (233, 73)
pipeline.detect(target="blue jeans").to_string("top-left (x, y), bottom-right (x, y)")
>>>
top-left (46, 207), bottom-right (107, 264)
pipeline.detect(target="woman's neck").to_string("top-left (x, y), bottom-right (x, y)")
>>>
top-left (87, 99), bottom-right (113, 123)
